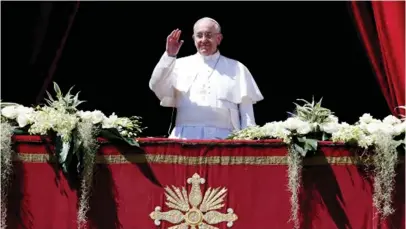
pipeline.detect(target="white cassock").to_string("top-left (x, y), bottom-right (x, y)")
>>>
top-left (149, 50), bottom-right (264, 140)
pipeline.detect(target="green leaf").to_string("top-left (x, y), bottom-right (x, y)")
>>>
top-left (393, 139), bottom-right (403, 148)
top-left (293, 143), bottom-right (307, 157)
top-left (46, 91), bottom-right (54, 101)
top-left (303, 142), bottom-right (313, 152)
top-left (72, 130), bottom-right (84, 174)
top-left (123, 137), bottom-right (140, 147)
top-left (99, 128), bottom-right (140, 147)
top-left (305, 138), bottom-right (318, 150)
top-left (295, 136), bottom-right (317, 156)
top-left (54, 136), bottom-right (68, 174)
top-left (53, 82), bottom-right (62, 97)
top-left (13, 128), bottom-right (29, 135)
top-left (0, 102), bottom-right (19, 108)
top-left (322, 132), bottom-right (329, 141)
top-left (297, 136), bottom-right (306, 143)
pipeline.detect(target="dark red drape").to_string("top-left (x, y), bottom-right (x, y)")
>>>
top-left (350, 1), bottom-right (405, 117)
top-left (6, 136), bottom-right (405, 229)
top-left (34, 1), bottom-right (80, 104)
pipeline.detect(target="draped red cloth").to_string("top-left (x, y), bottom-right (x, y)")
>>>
top-left (6, 136), bottom-right (405, 229)
top-left (350, 1), bottom-right (405, 117)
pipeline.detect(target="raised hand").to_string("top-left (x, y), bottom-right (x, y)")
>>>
top-left (166, 29), bottom-right (184, 57)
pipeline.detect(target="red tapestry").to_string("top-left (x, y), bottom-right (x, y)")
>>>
top-left (5, 136), bottom-right (405, 229)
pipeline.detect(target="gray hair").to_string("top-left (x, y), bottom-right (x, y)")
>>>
top-left (193, 17), bottom-right (222, 33)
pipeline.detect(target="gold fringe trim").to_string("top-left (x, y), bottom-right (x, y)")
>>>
top-left (12, 153), bottom-right (405, 166)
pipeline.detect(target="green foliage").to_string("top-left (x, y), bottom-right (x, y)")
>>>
top-left (292, 136), bottom-right (318, 157)
top-left (44, 82), bottom-right (85, 114)
top-left (226, 126), bottom-right (267, 140)
top-left (289, 97), bottom-right (333, 125)
top-left (100, 128), bottom-right (140, 147)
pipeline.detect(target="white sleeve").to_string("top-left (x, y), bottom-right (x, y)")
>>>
top-left (149, 52), bottom-right (177, 107)
top-left (239, 98), bottom-right (256, 129)
top-left (216, 60), bottom-right (264, 105)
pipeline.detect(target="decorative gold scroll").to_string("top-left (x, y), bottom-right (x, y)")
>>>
top-left (12, 153), bottom-right (405, 166)
top-left (150, 173), bottom-right (238, 228)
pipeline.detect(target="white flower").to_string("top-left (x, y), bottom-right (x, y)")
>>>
top-left (1, 105), bottom-right (35, 127)
top-left (102, 113), bottom-right (118, 129)
top-left (29, 107), bottom-right (79, 142)
top-left (379, 124), bottom-right (396, 136)
top-left (297, 124), bottom-right (312, 135)
top-left (262, 121), bottom-right (291, 142)
top-left (120, 130), bottom-right (128, 136)
top-left (318, 114), bottom-right (340, 134)
top-left (393, 121), bottom-right (406, 136)
top-left (365, 122), bottom-right (381, 135)
top-left (340, 122), bottom-right (350, 128)
top-left (358, 135), bottom-right (374, 148)
top-left (359, 113), bottom-right (375, 124)
top-left (331, 123), bottom-right (371, 148)
top-left (15, 106), bottom-right (35, 127)
top-left (327, 115), bottom-right (339, 124)
top-left (78, 111), bottom-right (93, 120)
top-left (320, 122), bottom-right (340, 134)
top-left (362, 122), bottom-right (396, 136)
top-left (16, 112), bottom-right (31, 128)
top-left (1, 105), bottom-right (18, 119)
top-left (78, 110), bottom-right (106, 125)
top-left (91, 110), bottom-right (105, 124)
top-left (383, 115), bottom-right (401, 126)
top-left (283, 117), bottom-right (312, 135)
top-left (116, 117), bottom-right (133, 128)
top-left (28, 108), bottom-right (55, 135)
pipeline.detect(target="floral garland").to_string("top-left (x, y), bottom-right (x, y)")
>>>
top-left (0, 121), bottom-right (14, 229)
top-left (332, 113), bottom-right (405, 217)
top-left (228, 98), bottom-right (405, 228)
top-left (0, 82), bottom-right (144, 229)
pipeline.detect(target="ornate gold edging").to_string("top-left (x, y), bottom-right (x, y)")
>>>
top-left (12, 153), bottom-right (405, 165)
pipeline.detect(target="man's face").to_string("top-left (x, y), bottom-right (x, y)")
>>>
top-left (193, 20), bottom-right (223, 56)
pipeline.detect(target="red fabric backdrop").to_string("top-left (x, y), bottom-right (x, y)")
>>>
top-left (350, 1), bottom-right (405, 116)
top-left (6, 136), bottom-right (405, 229)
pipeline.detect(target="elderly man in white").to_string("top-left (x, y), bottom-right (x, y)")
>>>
top-left (149, 17), bottom-right (264, 139)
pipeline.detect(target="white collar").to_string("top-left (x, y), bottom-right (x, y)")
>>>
top-left (195, 50), bottom-right (220, 62)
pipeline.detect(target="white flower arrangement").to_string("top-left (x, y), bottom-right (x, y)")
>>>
top-left (1, 104), bottom-right (142, 144)
top-left (229, 98), bottom-right (341, 156)
top-left (0, 82), bottom-right (144, 229)
top-left (77, 110), bottom-right (142, 138)
top-left (332, 113), bottom-right (405, 148)
top-left (229, 102), bottom-right (405, 153)
top-left (1, 83), bottom-right (143, 144)
top-left (228, 97), bottom-right (405, 227)
top-left (331, 113), bottom-right (405, 217)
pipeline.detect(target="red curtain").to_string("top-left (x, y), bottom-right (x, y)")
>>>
top-left (6, 136), bottom-right (405, 229)
top-left (350, 1), bottom-right (405, 117)
top-left (34, 1), bottom-right (80, 104)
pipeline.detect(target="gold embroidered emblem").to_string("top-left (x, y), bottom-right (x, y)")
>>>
top-left (150, 173), bottom-right (238, 228)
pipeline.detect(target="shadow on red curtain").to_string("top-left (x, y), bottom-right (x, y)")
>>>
top-left (33, 1), bottom-right (81, 104)
top-left (349, 1), bottom-right (405, 117)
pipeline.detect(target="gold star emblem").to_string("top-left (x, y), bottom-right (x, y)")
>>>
top-left (150, 173), bottom-right (238, 228)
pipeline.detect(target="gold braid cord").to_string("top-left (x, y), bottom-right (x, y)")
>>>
top-left (11, 153), bottom-right (400, 166)
top-left (150, 173), bottom-right (238, 229)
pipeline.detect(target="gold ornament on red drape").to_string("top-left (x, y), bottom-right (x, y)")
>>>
top-left (150, 173), bottom-right (238, 228)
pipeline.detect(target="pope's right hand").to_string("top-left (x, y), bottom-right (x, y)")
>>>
top-left (166, 29), bottom-right (184, 57)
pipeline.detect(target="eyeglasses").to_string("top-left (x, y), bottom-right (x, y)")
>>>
top-left (193, 32), bottom-right (219, 39)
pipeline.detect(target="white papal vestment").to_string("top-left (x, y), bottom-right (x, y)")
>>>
top-left (149, 51), bottom-right (264, 140)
